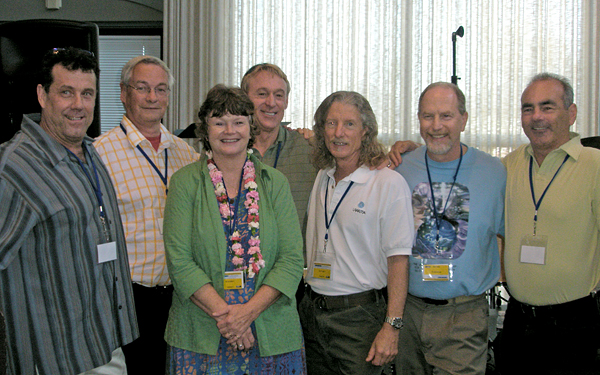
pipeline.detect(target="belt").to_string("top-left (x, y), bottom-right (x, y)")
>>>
top-left (411, 293), bottom-right (484, 306)
top-left (132, 283), bottom-right (174, 295)
top-left (509, 294), bottom-right (598, 319)
top-left (306, 286), bottom-right (384, 310)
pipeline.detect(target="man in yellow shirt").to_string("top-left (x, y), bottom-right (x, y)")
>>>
top-left (94, 56), bottom-right (199, 374)
top-left (498, 73), bottom-right (600, 374)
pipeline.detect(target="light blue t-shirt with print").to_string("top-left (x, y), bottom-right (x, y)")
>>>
top-left (395, 145), bottom-right (506, 299)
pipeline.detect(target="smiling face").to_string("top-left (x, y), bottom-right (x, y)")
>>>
top-left (121, 62), bottom-right (169, 130)
top-left (37, 64), bottom-right (96, 150)
top-left (418, 86), bottom-right (468, 162)
top-left (521, 79), bottom-right (576, 161)
top-left (324, 101), bottom-right (366, 168)
top-left (245, 70), bottom-right (288, 132)
top-left (206, 112), bottom-right (251, 160)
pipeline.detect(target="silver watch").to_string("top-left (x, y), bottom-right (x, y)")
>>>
top-left (385, 316), bottom-right (404, 329)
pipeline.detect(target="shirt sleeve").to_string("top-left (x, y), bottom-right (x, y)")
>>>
top-left (380, 174), bottom-right (414, 258)
top-left (0, 179), bottom-right (37, 270)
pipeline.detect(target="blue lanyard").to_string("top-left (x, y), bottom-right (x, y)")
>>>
top-left (120, 124), bottom-right (169, 194)
top-left (323, 179), bottom-right (354, 252)
top-left (272, 142), bottom-right (282, 168)
top-left (66, 144), bottom-right (111, 242)
top-left (528, 154), bottom-right (569, 235)
top-left (425, 144), bottom-right (463, 249)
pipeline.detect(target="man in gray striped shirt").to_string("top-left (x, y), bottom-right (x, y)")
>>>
top-left (0, 47), bottom-right (138, 374)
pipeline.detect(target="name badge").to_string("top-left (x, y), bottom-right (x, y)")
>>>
top-left (312, 262), bottom-right (332, 280)
top-left (224, 271), bottom-right (245, 290)
top-left (98, 242), bottom-right (117, 263)
top-left (520, 235), bottom-right (547, 265)
top-left (422, 264), bottom-right (450, 281)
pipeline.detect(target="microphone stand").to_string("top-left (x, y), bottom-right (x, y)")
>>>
top-left (451, 26), bottom-right (464, 85)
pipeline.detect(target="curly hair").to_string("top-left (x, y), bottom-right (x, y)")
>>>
top-left (312, 91), bottom-right (386, 169)
top-left (196, 84), bottom-right (258, 151)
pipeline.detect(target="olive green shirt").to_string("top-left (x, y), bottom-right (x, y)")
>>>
top-left (252, 124), bottom-right (317, 227)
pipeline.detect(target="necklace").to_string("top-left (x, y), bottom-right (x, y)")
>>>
top-left (206, 150), bottom-right (264, 278)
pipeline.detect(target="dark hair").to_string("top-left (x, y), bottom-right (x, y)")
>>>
top-left (312, 91), bottom-right (386, 169)
top-left (40, 47), bottom-right (99, 92)
top-left (197, 84), bottom-right (258, 151)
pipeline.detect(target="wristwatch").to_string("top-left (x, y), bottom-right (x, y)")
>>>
top-left (384, 316), bottom-right (404, 330)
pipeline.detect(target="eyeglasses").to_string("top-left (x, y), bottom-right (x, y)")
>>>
top-left (52, 47), bottom-right (95, 57)
top-left (127, 84), bottom-right (171, 98)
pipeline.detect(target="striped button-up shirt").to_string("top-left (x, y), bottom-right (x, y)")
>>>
top-left (0, 116), bottom-right (139, 374)
top-left (94, 116), bottom-right (199, 286)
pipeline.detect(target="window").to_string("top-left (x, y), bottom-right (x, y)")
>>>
top-left (98, 35), bottom-right (161, 134)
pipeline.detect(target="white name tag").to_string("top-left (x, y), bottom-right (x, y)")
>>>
top-left (97, 242), bottom-right (117, 263)
top-left (520, 235), bottom-right (547, 265)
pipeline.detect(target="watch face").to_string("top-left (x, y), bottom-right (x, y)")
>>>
top-left (386, 317), bottom-right (404, 329)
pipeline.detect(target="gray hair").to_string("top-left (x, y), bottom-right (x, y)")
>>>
top-left (121, 55), bottom-right (175, 88)
top-left (312, 91), bottom-right (386, 169)
top-left (525, 73), bottom-right (574, 109)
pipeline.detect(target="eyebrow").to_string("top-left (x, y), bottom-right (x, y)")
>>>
top-left (521, 99), bottom-right (558, 109)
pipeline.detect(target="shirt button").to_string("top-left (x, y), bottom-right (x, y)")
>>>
top-left (119, 305), bottom-right (123, 310)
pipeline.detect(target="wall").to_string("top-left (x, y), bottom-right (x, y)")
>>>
top-left (0, 0), bottom-right (162, 22)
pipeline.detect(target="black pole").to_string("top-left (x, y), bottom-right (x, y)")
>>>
top-left (451, 26), bottom-right (464, 85)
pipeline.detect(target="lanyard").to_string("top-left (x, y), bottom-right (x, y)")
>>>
top-left (272, 142), bottom-right (282, 169)
top-left (66, 145), bottom-right (111, 242)
top-left (120, 124), bottom-right (169, 194)
top-left (425, 144), bottom-right (463, 250)
top-left (323, 179), bottom-right (354, 252)
top-left (221, 158), bottom-right (247, 236)
top-left (529, 154), bottom-right (569, 235)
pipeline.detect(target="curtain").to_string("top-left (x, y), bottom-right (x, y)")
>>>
top-left (164, 0), bottom-right (599, 157)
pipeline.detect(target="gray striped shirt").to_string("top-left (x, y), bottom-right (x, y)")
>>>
top-left (0, 117), bottom-right (138, 374)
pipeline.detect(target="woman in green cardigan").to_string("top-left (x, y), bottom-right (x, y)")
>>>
top-left (163, 84), bottom-right (306, 374)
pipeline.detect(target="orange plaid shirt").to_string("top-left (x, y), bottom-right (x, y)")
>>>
top-left (95, 116), bottom-right (199, 286)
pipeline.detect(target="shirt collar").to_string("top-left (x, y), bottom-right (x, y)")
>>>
top-left (326, 164), bottom-right (372, 184)
top-left (21, 115), bottom-right (94, 167)
top-left (525, 131), bottom-right (582, 162)
top-left (121, 115), bottom-right (173, 152)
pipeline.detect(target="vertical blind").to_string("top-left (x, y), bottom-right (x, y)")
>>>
top-left (98, 35), bottom-right (161, 134)
top-left (164, 0), bottom-right (599, 156)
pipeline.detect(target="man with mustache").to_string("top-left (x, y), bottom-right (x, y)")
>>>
top-left (393, 82), bottom-right (506, 375)
top-left (94, 56), bottom-right (199, 374)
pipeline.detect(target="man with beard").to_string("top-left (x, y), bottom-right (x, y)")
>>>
top-left (394, 82), bottom-right (505, 375)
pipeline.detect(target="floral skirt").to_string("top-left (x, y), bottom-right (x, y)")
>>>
top-left (168, 334), bottom-right (306, 375)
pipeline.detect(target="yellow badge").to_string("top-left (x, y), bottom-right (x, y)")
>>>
top-left (224, 271), bottom-right (244, 290)
top-left (422, 264), bottom-right (450, 281)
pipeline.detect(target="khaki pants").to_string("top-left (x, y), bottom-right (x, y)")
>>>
top-left (395, 294), bottom-right (488, 375)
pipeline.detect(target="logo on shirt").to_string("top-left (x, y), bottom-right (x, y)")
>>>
top-left (353, 201), bottom-right (366, 215)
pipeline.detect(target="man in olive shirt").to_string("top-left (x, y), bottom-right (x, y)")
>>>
top-left (241, 63), bottom-right (317, 226)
